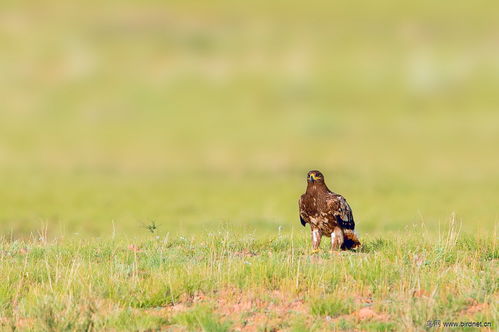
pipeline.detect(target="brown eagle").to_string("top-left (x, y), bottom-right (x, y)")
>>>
top-left (299, 170), bottom-right (360, 252)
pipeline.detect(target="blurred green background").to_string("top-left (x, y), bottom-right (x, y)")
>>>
top-left (0, 0), bottom-right (498, 237)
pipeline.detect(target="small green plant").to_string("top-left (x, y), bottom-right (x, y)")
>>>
top-left (173, 305), bottom-right (231, 332)
top-left (141, 221), bottom-right (158, 234)
top-left (311, 297), bottom-right (354, 317)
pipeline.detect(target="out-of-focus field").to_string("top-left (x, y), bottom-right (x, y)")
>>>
top-left (0, 1), bottom-right (498, 331)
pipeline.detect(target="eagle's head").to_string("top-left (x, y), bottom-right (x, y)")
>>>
top-left (307, 170), bottom-right (325, 184)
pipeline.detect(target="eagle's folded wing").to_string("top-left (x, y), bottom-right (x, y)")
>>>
top-left (326, 194), bottom-right (355, 230)
top-left (298, 196), bottom-right (307, 227)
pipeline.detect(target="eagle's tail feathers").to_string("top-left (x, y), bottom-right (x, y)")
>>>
top-left (342, 229), bottom-right (361, 250)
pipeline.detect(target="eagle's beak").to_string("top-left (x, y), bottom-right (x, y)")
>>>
top-left (308, 174), bottom-right (316, 183)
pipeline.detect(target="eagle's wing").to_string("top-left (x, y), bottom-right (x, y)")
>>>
top-left (298, 196), bottom-right (307, 227)
top-left (326, 193), bottom-right (355, 230)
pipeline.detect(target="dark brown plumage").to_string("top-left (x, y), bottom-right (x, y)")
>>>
top-left (299, 170), bottom-right (360, 252)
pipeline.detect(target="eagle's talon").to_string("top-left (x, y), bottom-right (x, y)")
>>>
top-left (311, 249), bottom-right (320, 254)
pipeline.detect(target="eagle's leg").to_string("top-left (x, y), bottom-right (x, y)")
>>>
top-left (311, 228), bottom-right (322, 253)
top-left (330, 227), bottom-right (344, 251)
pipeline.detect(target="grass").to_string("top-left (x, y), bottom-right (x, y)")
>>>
top-left (0, 220), bottom-right (496, 331)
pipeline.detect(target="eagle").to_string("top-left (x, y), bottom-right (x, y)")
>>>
top-left (299, 170), bottom-right (360, 253)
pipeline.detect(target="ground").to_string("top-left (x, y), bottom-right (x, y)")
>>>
top-left (0, 223), bottom-right (496, 331)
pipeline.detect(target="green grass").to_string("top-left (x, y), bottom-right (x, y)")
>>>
top-left (173, 306), bottom-right (230, 332)
top-left (1, 0), bottom-right (498, 330)
top-left (0, 224), bottom-right (496, 331)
